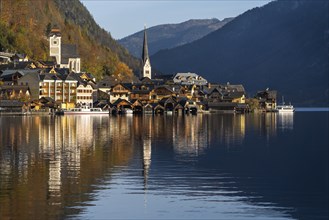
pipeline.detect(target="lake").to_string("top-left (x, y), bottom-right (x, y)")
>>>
top-left (0, 110), bottom-right (328, 219)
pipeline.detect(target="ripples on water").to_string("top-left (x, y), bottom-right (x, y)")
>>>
top-left (0, 112), bottom-right (328, 219)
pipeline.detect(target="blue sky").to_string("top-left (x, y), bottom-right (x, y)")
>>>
top-left (81, 0), bottom-right (272, 39)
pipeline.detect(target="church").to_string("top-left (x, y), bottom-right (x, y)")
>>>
top-left (49, 27), bottom-right (81, 73)
top-left (141, 26), bottom-right (151, 79)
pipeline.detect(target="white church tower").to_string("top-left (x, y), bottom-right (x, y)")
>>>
top-left (49, 27), bottom-right (62, 65)
top-left (48, 27), bottom-right (81, 73)
top-left (141, 26), bottom-right (152, 79)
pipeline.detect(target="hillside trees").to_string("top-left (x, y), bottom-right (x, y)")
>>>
top-left (0, 0), bottom-right (140, 80)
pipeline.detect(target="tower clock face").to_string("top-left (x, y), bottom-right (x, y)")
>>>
top-left (51, 37), bottom-right (59, 46)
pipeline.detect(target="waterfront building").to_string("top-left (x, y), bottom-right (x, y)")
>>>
top-left (141, 26), bottom-right (152, 79)
top-left (149, 85), bottom-right (175, 102)
top-left (129, 84), bottom-right (152, 104)
top-left (76, 82), bottom-right (96, 107)
top-left (0, 85), bottom-right (30, 101)
top-left (109, 83), bottom-right (131, 103)
top-left (256, 88), bottom-right (277, 112)
top-left (206, 83), bottom-right (247, 113)
top-left (18, 69), bottom-right (78, 109)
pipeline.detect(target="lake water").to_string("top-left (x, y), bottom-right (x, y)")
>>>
top-left (0, 111), bottom-right (328, 219)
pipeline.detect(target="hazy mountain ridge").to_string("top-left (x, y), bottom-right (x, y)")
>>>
top-left (151, 0), bottom-right (329, 106)
top-left (119, 18), bottom-right (234, 58)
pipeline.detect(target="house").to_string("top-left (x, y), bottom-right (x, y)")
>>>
top-left (109, 83), bottom-right (131, 103)
top-left (0, 85), bottom-right (31, 101)
top-left (76, 81), bottom-right (96, 107)
top-left (131, 99), bottom-right (144, 113)
top-left (158, 96), bottom-right (178, 112)
top-left (0, 70), bottom-right (26, 84)
top-left (206, 83), bottom-right (247, 113)
top-left (71, 72), bottom-right (98, 107)
top-left (111, 98), bottom-right (133, 113)
top-left (97, 76), bottom-right (119, 94)
top-left (150, 85), bottom-right (175, 102)
top-left (12, 53), bottom-right (29, 63)
top-left (207, 87), bottom-right (222, 103)
top-left (178, 98), bottom-right (198, 114)
top-left (0, 100), bottom-right (26, 113)
top-left (173, 72), bottom-right (208, 86)
top-left (130, 84), bottom-right (152, 104)
top-left (35, 60), bottom-right (56, 69)
top-left (256, 89), bottom-right (277, 112)
top-left (0, 51), bottom-right (14, 64)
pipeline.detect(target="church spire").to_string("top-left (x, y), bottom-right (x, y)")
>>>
top-left (142, 26), bottom-right (149, 64)
top-left (141, 26), bottom-right (151, 79)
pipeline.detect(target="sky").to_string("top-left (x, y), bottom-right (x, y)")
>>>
top-left (81, 0), bottom-right (272, 40)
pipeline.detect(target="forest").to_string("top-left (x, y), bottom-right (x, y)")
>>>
top-left (0, 0), bottom-right (141, 80)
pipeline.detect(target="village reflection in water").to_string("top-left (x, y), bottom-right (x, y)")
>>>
top-left (0, 113), bottom-right (296, 219)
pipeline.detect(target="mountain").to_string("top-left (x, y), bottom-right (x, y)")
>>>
top-left (118, 18), bottom-right (233, 58)
top-left (0, 0), bottom-right (140, 80)
top-left (151, 0), bottom-right (329, 106)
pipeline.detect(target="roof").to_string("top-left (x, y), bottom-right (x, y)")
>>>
top-left (0, 100), bottom-right (25, 107)
top-left (220, 84), bottom-right (245, 93)
top-left (49, 28), bottom-right (62, 37)
top-left (1, 69), bottom-right (25, 77)
top-left (0, 61), bottom-right (34, 70)
top-left (142, 27), bottom-right (150, 64)
top-left (173, 72), bottom-right (208, 85)
top-left (256, 89), bottom-right (277, 99)
top-left (153, 85), bottom-right (175, 93)
top-left (97, 76), bottom-right (120, 88)
top-left (12, 53), bottom-right (28, 60)
top-left (112, 98), bottom-right (132, 106)
top-left (61, 44), bottom-right (79, 64)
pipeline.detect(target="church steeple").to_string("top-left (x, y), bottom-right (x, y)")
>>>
top-left (141, 26), bottom-right (151, 79)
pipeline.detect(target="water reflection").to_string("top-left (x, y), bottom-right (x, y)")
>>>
top-left (277, 112), bottom-right (294, 130)
top-left (0, 113), bottom-right (327, 219)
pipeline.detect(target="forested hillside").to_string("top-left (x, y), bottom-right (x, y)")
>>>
top-left (119, 18), bottom-right (233, 58)
top-left (0, 0), bottom-right (140, 80)
top-left (151, 0), bottom-right (329, 106)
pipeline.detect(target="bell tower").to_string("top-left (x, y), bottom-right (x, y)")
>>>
top-left (141, 26), bottom-right (151, 79)
top-left (49, 27), bottom-right (62, 65)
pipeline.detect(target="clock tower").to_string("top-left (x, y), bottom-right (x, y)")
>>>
top-left (49, 27), bottom-right (62, 65)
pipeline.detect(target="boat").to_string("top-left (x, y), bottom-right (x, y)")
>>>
top-left (57, 107), bottom-right (108, 115)
top-left (276, 96), bottom-right (295, 113)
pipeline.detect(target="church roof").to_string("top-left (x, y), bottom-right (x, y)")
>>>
top-left (61, 44), bottom-right (79, 64)
top-left (49, 28), bottom-right (62, 37)
top-left (142, 27), bottom-right (150, 64)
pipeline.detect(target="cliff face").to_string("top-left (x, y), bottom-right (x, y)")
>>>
top-left (119, 18), bottom-right (234, 58)
top-left (0, 0), bottom-right (140, 80)
top-left (151, 0), bottom-right (329, 106)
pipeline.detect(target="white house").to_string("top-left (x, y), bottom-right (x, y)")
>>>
top-left (173, 72), bottom-right (208, 85)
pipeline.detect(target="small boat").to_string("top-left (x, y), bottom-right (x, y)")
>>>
top-left (276, 104), bottom-right (295, 113)
top-left (276, 96), bottom-right (295, 113)
top-left (60, 107), bottom-right (108, 115)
